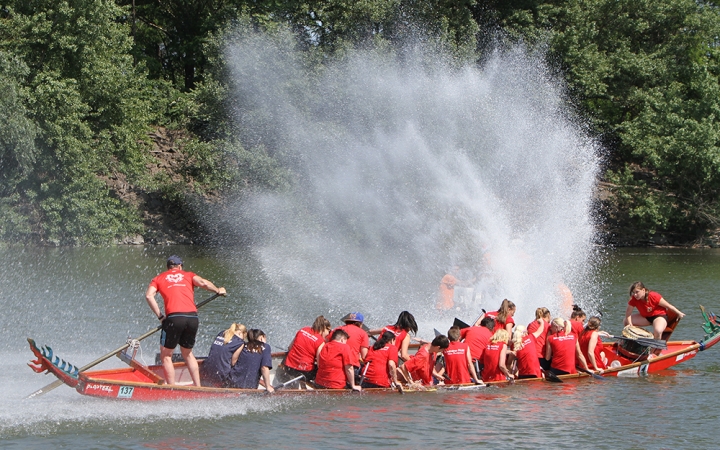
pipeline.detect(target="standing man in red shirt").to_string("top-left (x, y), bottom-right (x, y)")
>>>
top-left (145, 255), bottom-right (226, 386)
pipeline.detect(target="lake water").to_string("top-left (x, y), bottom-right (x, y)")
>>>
top-left (2, 246), bottom-right (719, 449)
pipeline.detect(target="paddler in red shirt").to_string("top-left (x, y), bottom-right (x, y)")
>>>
top-left (443, 327), bottom-right (482, 385)
top-left (579, 317), bottom-right (607, 371)
top-left (485, 299), bottom-right (516, 334)
top-left (369, 311), bottom-right (418, 362)
top-left (277, 315), bottom-right (331, 386)
top-left (400, 335), bottom-right (449, 387)
top-left (461, 316), bottom-right (495, 375)
top-left (482, 329), bottom-right (514, 382)
top-left (334, 312), bottom-right (370, 373)
top-left (625, 281), bottom-right (685, 340)
top-left (145, 255), bottom-right (226, 387)
top-left (314, 329), bottom-right (361, 391)
top-left (527, 307), bottom-right (552, 370)
top-left (511, 324), bottom-right (544, 379)
top-left (546, 318), bottom-right (591, 376)
top-left (360, 331), bottom-right (401, 390)
top-left (569, 305), bottom-right (586, 337)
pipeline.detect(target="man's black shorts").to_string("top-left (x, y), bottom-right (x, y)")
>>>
top-left (160, 313), bottom-right (199, 349)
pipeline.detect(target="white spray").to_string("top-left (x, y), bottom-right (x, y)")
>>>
top-left (217, 31), bottom-right (602, 335)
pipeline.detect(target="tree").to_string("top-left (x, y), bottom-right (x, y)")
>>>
top-left (0, 0), bottom-right (154, 244)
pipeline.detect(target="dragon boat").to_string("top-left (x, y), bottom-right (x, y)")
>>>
top-left (26, 306), bottom-right (720, 400)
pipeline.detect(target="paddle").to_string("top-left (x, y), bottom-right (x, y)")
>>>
top-left (274, 374), bottom-right (305, 391)
top-left (605, 334), bottom-right (667, 350)
top-left (453, 318), bottom-right (471, 329)
top-left (542, 369), bottom-right (563, 383)
top-left (26, 292), bottom-right (224, 399)
top-left (578, 367), bottom-right (604, 380)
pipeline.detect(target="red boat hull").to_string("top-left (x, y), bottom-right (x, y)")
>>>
top-left (27, 306), bottom-right (720, 399)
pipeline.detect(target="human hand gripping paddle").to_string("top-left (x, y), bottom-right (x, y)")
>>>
top-left (26, 292), bottom-right (225, 399)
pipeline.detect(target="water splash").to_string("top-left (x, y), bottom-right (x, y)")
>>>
top-left (214, 32), bottom-right (602, 332)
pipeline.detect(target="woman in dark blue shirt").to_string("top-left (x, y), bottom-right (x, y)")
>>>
top-left (199, 323), bottom-right (246, 387)
top-left (229, 329), bottom-right (274, 393)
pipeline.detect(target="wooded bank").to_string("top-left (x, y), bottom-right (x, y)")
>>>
top-left (1, 0), bottom-right (719, 246)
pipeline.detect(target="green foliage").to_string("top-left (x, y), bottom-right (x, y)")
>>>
top-left (0, 52), bottom-right (38, 196)
top-left (490, 0), bottom-right (720, 239)
top-left (0, 0), bottom-right (719, 244)
top-left (0, 0), bottom-right (152, 244)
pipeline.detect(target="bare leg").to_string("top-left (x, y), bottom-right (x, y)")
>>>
top-left (651, 317), bottom-right (668, 341)
top-left (624, 314), bottom-right (652, 328)
top-left (160, 346), bottom-right (176, 385)
top-left (180, 346), bottom-right (201, 387)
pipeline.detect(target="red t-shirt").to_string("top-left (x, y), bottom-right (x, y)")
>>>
top-left (527, 319), bottom-right (549, 359)
top-left (486, 311), bottom-right (515, 333)
top-left (284, 327), bottom-right (324, 372)
top-left (548, 332), bottom-right (578, 374)
top-left (149, 269), bottom-right (197, 315)
top-left (570, 320), bottom-right (584, 337)
top-left (482, 342), bottom-right (507, 382)
top-left (382, 325), bottom-right (408, 358)
top-left (402, 344), bottom-right (435, 385)
top-left (515, 335), bottom-right (542, 378)
top-left (315, 340), bottom-right (352, 389)
top-left (628, 291), bottom-right (667, 318)
top-left (363, 344), bottom-right (398, 387)
top-left (338, 324), bottom-right (369, 367)
top-left (461, 326), bottom-right (492, 361)
top-left (579, 330), bottom-right (607, 370)
top-left (443, 341), bottom-right (471, 384)
top-left (382, 325), bottom-right (408, 346)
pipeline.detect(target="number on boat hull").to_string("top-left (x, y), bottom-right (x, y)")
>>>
top-left (117, 386), bottom-right (134, 399)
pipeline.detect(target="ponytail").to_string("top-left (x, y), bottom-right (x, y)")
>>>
top-left (497, 299), bottom-right (516, 324)
top-left (223, 323), bottom-right (246, 344)
top-left (373, 331), bottom-right (396, 350)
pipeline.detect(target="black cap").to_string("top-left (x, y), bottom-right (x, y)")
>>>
top-left (167, 255), bottom-right (183, 266)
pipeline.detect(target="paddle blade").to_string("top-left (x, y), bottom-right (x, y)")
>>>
top-left (635, 338), bottom-right (668, 350)
top-left (542, 369), bottom-right (563, 383)
top-left (434, 328), bottom-right (442, 337)
top-left (25, 379), bottom-right (65, 399)
top-left (453, 318), bottom-right (471, 329)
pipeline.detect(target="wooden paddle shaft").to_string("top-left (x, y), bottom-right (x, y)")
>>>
top-left (27, 293), bottom-right (222, 399)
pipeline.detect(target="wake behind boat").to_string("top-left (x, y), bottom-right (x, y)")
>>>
top-left (26, 306), bottom-right (720, 400)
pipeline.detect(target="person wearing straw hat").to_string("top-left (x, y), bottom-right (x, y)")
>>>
top-left (145, 255), bottom-right (226, 386)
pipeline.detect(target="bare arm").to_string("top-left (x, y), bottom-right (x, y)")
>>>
top-left (587, 333), bottom-right (600, 371)
top-left (658, 298), bottom-right (685, 318)
top-left (466, 348), bottom-right (479, 381)
top-left (530, 320), bottom-right (544, 338)
top-left (192, 275), bottom-right (226, 295)
top-left (400, 335), bottom-right (411, 362)
top-left (575, 341), bottom-right (590, 371)
top-left (545, 338), bottom-right (553, 361)
top-left (144, 285), bottom-right (163, 319)
top-left (345, 364), bottom-right (361, 391)
top-left (388, 360), bottom-right (400, 386)
top-left (231, 344), bottom-right (245, 366)
top-left (624, 304), bottom-right (635, 326)
top-left (315, 342), bottom-right (325, 367)
top-left (360, 346), bottom-right (368, 362)
top-left (499, 346), bottom-right (513, 379)
top-left (261, 366), bottom-right (274, 393)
